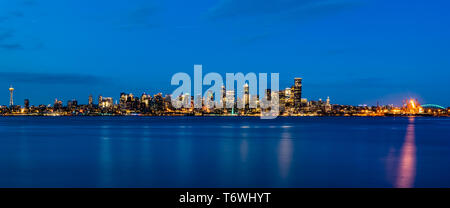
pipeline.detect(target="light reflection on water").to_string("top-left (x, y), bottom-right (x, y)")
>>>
top-left (278, 131), bottom-right (293, 180)
top-left (0, 117), bottom-right (449, 187)
top-left (240, 139), bottom-right (249, 163)
top-left (100, 136), bottom-right (112, 187)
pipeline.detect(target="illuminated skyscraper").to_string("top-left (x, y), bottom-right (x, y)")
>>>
top-left (294, 78), bottom-right (302, 109)
top-left (325, 96), bottom-right (331, 112)
top-left (54, 99), bottom-right (63, 109)
top-left (244, 83), bottom-right (249, 108)
top-left (221, 85), bottom-right (226, 108)
top-left (285, 88), bottom-right (291, 99)
top-left (140, 93), bottom-right (151, 109)
top-left (205, 90), bottom-right (214, 109)
top-left (88, 95), bottom-right (93, 105)
top-left (68, 99), bottom-right (78, 109)
top-left (99, 97), bottom-right (113, 109)
top-left (9, 85), bottom-right (14, 106)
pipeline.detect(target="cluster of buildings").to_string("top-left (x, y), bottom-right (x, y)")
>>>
top-left (2, 79), bottom-right (449, 117)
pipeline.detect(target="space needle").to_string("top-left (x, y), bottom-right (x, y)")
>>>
top-left (9, 85), bottom-right (14, 106)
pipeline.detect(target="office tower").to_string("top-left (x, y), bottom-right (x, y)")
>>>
top-left (99, 97), bottom-right (113, 109)
top-left (285, 88), bottom-right (291, 99)
top-left (24, 99), bottom-right (30, 109)
top-left (119, 92), bottom-right (138, 110)
top-left (226, 90), bottom-right (235, 108)
top-left (9, 85), bottom-right (14, 106)
top-left (152, 93), bottom-right (164, 112)
top-left (221, 85), bottom-right (226, 108)
top-left (265, 89), bottom-right (271, 101)
top-left (250, 95), bottom-right (258, 109)
top-left (205, 90), bottom-right (214, 109)
top-left (89, 95), bottom-right (93, 105)
top-left (279, 90), bottom-right (286, 111)
top-left (54, 99), bottom-right (63, 109)
top-left (294, 78), bottom-right (302, 109)
top-left (68, 99), bottom-right (78, 109)
top-left (119, 93), bottom-right (126, 105)
top-left (104, 97), bottom-right (113, 108)
top-left (141, 93), bottom-right (151, 109)
top-left (325, 96), bottom-right (331, 112)
top-left (244, 83), bottom-right (249, 108)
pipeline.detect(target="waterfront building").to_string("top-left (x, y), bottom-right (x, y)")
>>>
top-left (68, 99), bottom-right (78, 109)
top-left (205, 90), bottom-right (214, 109)
top-left (279, 90), bottom-right (286, 112)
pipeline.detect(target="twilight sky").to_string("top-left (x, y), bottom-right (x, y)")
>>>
top-left (1, 0), bottom-right (449, 106)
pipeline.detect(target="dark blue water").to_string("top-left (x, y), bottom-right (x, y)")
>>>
top-left (0, 116), bottom-right (449, 188)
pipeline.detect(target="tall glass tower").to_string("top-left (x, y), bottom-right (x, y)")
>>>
top-left (294, 78), bottom-right (302, 109)
top-left (9, 85), bottom-right (14, 106)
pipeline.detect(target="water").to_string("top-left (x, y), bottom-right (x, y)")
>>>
top-left (0, 116), bottom-right (449, 188)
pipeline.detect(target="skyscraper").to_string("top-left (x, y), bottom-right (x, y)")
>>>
top-left (221, 85), bottom-right (226, 108)
top-left (54, 99), bottom-right (63, 109)
top-left (68, 99), bottom-right (78, 109)
top-left (9, 85), bottom-right (14, 106)
top-left (325, 96), bottom-right (331, 112)
top-left (244, 83), bottom-right (249, 108)
top-left (99, 97), bottom-right (113, 109)
top-left (24, 99), bottom-right (30, 109)
top-left (294, 78), bottom-right (302, 110)
top-left (226, 90), bottom-right (235, 108)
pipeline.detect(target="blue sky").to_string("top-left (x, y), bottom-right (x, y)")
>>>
top-left (0, 0), bottom-right (449, 106)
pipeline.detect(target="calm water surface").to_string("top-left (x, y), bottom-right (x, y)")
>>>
top-left (0, 116), bottom-right (449, 188)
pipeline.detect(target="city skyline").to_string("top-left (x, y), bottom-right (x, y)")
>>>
top-left (2, 77), bottom-right (448, 118)
top-left (3, 82), bottom-right (449, 109)
top-left (3, 77), bottom-right (449, 108)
